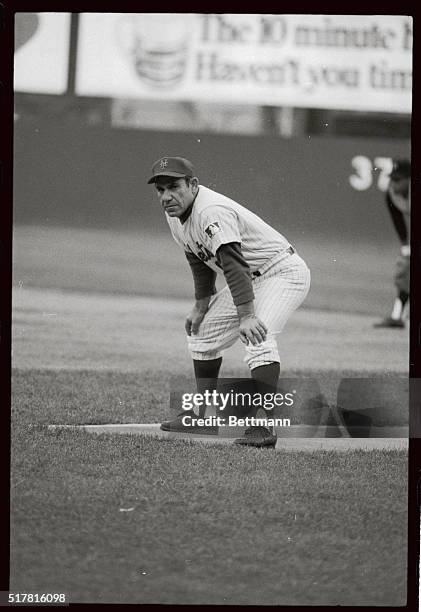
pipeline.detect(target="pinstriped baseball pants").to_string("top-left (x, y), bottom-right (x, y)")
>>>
top-left (187, 251), bottom-right (311, 370)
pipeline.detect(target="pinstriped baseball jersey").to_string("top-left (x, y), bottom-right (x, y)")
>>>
top-left (165, 185), bottom-right (291, 274)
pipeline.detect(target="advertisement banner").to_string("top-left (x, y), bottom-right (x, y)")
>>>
top-left (76, 13), bottom-right (412, 113)
top-left (14, 12), bottom-right (71, 94)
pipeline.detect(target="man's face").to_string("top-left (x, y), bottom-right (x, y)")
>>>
top-left (154, 176), bottom-right (198, 217)
top-left (389, 175), bottom-right (410, 197)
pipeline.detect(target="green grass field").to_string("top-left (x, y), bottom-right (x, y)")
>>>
top-left (10, 225), bottom-right (409, 604)
top-left (11, 425), bottom-right (407, 605)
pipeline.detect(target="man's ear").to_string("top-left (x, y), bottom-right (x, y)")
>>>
top-left (190, 177), bottom-right (199, 192)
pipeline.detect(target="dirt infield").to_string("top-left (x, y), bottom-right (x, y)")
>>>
top-left (47, 423), bottom-right (409, 449)
top-left (13, 224), bottom-right (400, 315)
top-left (12, 286), bottom-right (408, 375)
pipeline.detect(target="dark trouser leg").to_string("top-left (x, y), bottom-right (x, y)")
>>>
top-left (251, 362), bottom-right (280, 431)
top-left (251, 362), bottom-right (280, 390)
top-left (193, 357), bottom-right (222, 417)
top-left (233, 362), bottom-right (279, 447)
top-left (399, 290), bottom-right (409, 308)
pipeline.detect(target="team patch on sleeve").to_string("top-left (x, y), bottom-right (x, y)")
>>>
top-left (205, 222), bottom-right (221, 238)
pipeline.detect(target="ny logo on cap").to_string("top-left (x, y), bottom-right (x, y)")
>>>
top-left (160, 158), bottom-right (169, 169)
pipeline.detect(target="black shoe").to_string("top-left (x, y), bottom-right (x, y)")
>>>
top-left (373, 317), bottom-right (405, 329)
top-left (234, 426), bottom-right (277, 448)
top-left (160, 410), bottom-right (218, 434)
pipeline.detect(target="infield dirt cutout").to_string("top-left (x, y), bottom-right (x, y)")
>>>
top-left (47, 422), bottom-right (408, 451)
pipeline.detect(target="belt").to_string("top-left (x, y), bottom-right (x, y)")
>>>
top-left (252, 245), bottom-right (295, 277)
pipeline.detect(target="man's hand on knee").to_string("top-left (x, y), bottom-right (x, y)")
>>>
top-left (239, 315), bottom-right (268, 346)
top-left (185, 299), bottom-right (210, 335)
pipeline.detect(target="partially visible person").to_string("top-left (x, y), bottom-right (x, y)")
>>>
top-left (374, 158), bottom-right (411, 329)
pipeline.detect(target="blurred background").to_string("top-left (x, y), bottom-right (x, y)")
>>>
top-left (13, 12), bottom-right (412, 315)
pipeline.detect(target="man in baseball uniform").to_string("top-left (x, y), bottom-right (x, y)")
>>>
top-left (148, 156), bottom-right (310, 447)
top-left (374, 159), bottom-right (411, 329)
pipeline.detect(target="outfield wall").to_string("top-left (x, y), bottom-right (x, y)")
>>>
top-left (14, 120), bottom-right (409, 245)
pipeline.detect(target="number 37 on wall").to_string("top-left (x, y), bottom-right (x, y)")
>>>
top-left (349, 156), bottom-right (393, 192)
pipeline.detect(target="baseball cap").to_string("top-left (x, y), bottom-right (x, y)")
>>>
top-left (147, 156), bottom-right (195, 184)
top-left (389, 158), bottom-right (411, 180)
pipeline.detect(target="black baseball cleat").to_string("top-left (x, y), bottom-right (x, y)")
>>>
top-left (373, 317), bottom-right (405, 329)
top-left (160, 410), bottom-right (218, 434)
top-left (234, 426), bottom-right (277, 448)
